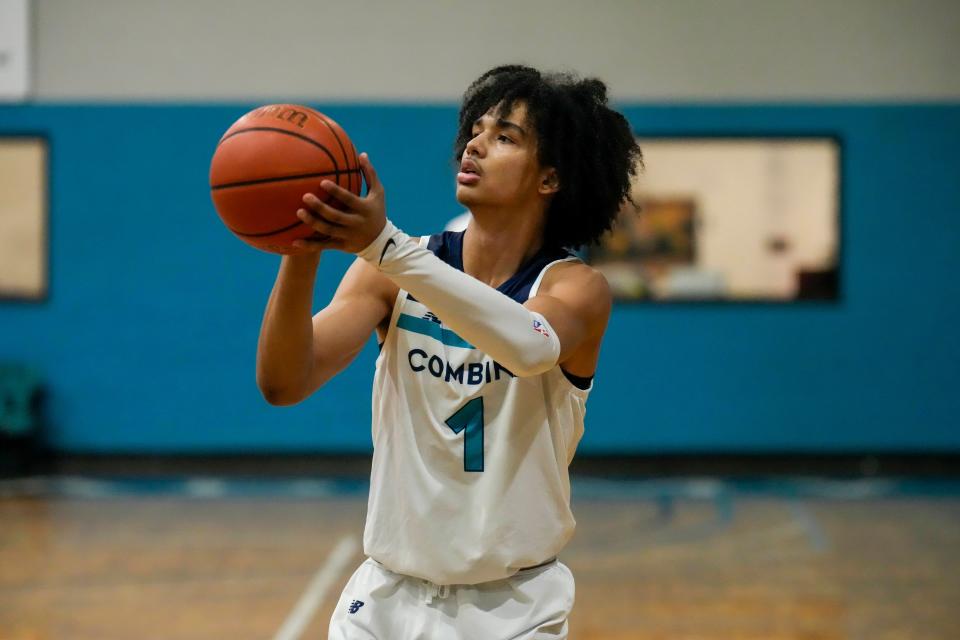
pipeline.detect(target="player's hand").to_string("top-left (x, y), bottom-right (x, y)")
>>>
top-left (293, 152), bottom-right (387, 254)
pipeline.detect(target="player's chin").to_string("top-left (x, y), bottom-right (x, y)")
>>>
top-left (455, 184), bottom-right (482, 206)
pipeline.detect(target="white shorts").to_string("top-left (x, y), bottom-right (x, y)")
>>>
top-left (328, 558), bottom-right (575, 640)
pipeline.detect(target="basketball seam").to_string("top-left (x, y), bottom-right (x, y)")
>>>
top-left (230, 219), bottom-right (304, 238)
top-left (216, 126), bottom-right (340, 172)
top-left (310, 111), bottom-right (360, 193)
top-left (211, 169), bottom-right (363, 191)
top-left (311, 112), bottom-right (351, 169)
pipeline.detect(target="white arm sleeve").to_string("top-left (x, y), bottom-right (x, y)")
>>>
top-left (357, 220), bottom-right (561, 376)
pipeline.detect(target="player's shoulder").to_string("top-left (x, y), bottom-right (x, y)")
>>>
top-left (540, 258), bottom-right (610, 294)
top-left (535, 258), bottom-right (612, 317)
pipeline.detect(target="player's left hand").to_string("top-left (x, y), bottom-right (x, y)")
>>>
top-left (293, 152), bottom-right (387, 254)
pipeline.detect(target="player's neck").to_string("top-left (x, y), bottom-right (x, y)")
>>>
top-left (462, 206), bottom-right (545, 290)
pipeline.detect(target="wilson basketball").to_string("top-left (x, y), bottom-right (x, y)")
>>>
top-left (209, 104), bottom-right (362, 254)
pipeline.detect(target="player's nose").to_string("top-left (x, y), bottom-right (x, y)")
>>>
top-left (464, 133), bottom-right (486, 158)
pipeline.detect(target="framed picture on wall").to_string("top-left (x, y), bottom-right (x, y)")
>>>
top-left (587, 136), bottom-right (841, 303)
top-left (0, 136), bottom-right (48, 301)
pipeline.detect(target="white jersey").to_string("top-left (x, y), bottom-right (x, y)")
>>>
top-left (363, 231), bottom-right (591, 586)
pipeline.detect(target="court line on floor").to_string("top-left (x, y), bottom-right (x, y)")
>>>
top-left (788, 500), bottom-right (830, 552)
top-left (273, 535), bottom-right (359, 640)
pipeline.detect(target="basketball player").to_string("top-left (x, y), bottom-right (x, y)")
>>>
top-left (256, 65), bottom-right (641, 638)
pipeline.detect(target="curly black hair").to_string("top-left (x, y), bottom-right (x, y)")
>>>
top-left (454, 65), bottom-right (642, 249)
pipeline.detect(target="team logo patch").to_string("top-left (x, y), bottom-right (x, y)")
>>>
top-left (348, 599), bottom-right (365, 614)
top-left (533, 319), bottom-right (551, 339)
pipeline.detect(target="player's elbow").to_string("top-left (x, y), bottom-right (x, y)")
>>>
top-left (257, 378), bottom-right (309, 406)
top-left (506, 353), bottom-right (559, 378)
top-left (504, 323), bottom-right (562, 377)
top-left (259, 385), bottom-right (298, 406)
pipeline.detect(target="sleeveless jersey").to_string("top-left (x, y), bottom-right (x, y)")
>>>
top-left (363, 230), bottom-right (591, 585)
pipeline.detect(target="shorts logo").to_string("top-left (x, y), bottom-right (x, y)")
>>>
top-left (533, 319), bottom-right (550, 339)
top-left (348, 599), bottom-right (365, 614)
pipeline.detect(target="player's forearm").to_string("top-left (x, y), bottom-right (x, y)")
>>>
top-left (358, 222), bottom-right (561, 376)
top-left (256, 254), bottom-right (321, 405)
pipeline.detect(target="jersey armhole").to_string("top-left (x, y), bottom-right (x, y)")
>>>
top-left (527, 256), bottom-right (582, 299)
top-left (375, 237), bottom-right (426, 363)
top-left (376, 288), bottom-right (407, 365)
top-left (562, 370), bottom-right (593, 390)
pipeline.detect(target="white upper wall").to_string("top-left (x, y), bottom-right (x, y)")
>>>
top-left (33, 0), bottom-right (960, 101)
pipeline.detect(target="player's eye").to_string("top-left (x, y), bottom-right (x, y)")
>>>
top-left (497, 134), bottom-right (514, 144)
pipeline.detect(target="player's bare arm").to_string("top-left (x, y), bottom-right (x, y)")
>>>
top-left (256, 253), bottom-right (397, 406)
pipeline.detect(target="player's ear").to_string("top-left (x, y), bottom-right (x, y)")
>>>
top-left (538, 168), bottom-right (560, 195)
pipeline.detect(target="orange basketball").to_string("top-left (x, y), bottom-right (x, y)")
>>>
top-left (209, 104), bottom-right (362, 254)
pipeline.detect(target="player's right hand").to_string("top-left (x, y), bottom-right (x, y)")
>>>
top-left (293, 153), bottom-right (387, 254)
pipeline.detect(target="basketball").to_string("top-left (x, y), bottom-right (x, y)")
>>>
top-left (209, 104), bottom-right (362, 254)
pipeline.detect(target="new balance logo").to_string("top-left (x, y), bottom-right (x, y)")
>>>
top-left (423, 311), bottom-right (442, 325)
top-left (348, 600), bottom-right (365, 614)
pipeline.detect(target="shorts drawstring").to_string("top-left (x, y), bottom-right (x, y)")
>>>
top-left (417, 558), bottom-right (558, 604)
top-left (423, 580), bottom-right (451, 604)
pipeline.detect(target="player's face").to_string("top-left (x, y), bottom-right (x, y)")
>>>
top-left (455, 102), bottom-right (557, 210)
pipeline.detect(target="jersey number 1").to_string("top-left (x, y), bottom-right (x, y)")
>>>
top-left (445, 397), bottom-right (484, 472)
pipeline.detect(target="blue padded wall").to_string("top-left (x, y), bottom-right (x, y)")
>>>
top-left (0, 103), bottom-right (957, 452)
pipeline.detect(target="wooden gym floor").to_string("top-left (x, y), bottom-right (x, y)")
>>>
top-left (1, 476), bottom-right (958, 639)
